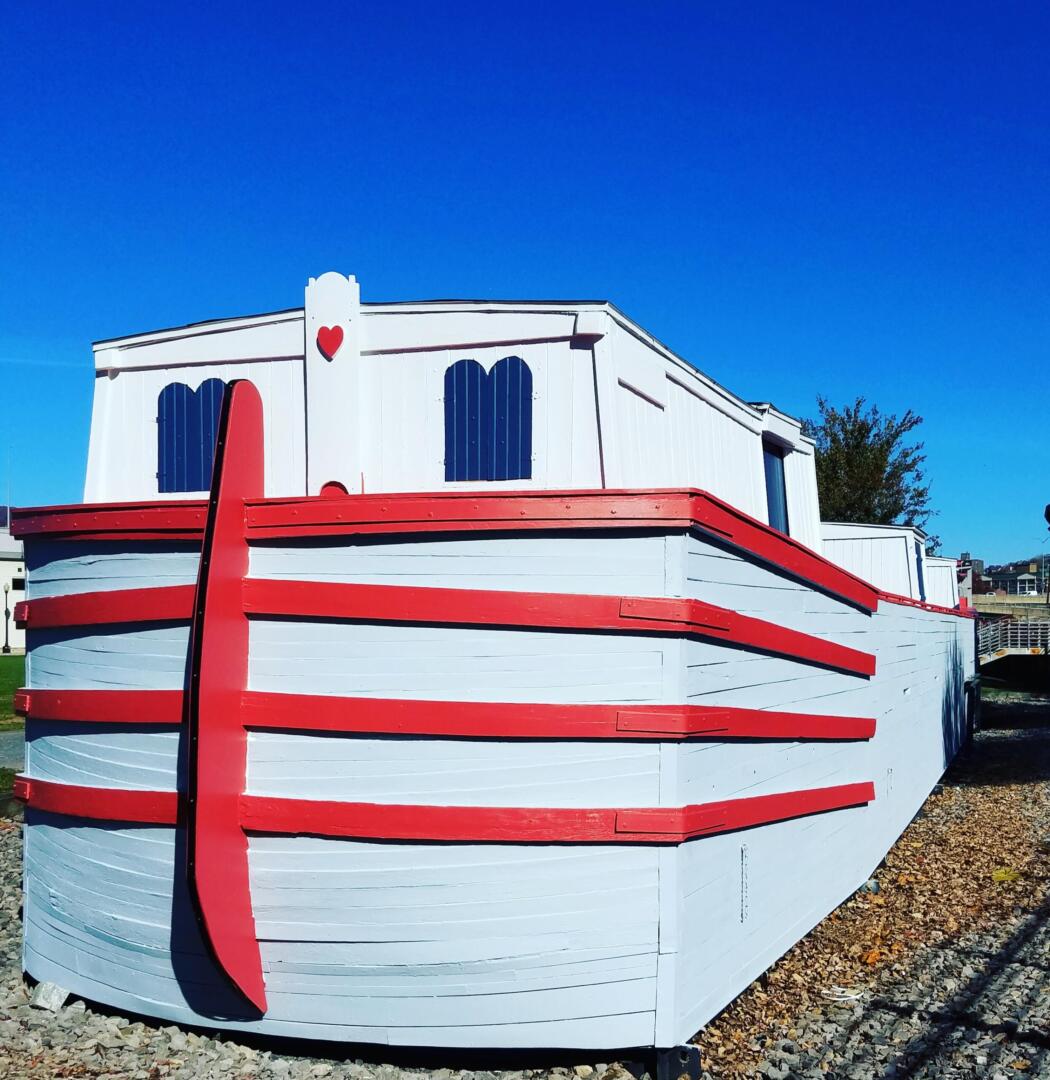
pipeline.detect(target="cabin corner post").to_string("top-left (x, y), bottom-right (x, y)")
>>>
top-left (185, 379), bottom-right (267, 1012)
top-left (304, 272), bottom-right (361, 494)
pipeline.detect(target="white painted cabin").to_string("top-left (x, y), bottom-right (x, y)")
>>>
top-left (13, 272), bottom-right (976, 1056)
top-left (87, 273), bottom-right (823, 553)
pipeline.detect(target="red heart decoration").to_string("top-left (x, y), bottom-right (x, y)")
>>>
top-left (317, 325), bottom-right (344, 361)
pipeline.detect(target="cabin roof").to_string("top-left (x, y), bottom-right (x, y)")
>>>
top-left (823, 520), bottom-right (928, 540)
top-left (91, 299), bottom-right (612, 349)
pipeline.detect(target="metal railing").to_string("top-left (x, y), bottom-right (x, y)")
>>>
top-left (978, 619), bottom-right (1050, 659)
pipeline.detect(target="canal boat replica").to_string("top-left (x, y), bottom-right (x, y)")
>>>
top-left (12, 273), bottom-right (975, 1054)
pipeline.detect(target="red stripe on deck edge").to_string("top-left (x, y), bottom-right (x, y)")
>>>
top-left (242, 579), bottom-right (877, 677)
top-left (11, 488), bottom-right (880, 613)
top-left (10, 501), bottom-right (207, 541)
top-left (878, 591), bottom-right (975, 619)
top-left (242, 693), bottom-right (877, 741)
top-left (14, 586), bottom-right (195, 629)
top-left (245, 488), bottom-right (879, 612)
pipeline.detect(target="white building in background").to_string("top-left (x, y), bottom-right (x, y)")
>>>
top-left (0, 526), bottom-right (25, 652)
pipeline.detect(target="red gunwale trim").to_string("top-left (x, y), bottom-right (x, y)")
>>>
top-left (877, 591), bottom-right (975, 620)
top-left (243, 693), bottom-right (878, 741)
top-left (12, 487), bottom-right (880, 613)
top-left (246, 488), bottom-right (880, 612)
top-left (10, 501), bottom-right (207, 542)
top-left (12, 686), bottom-right (876, 741)
top-left (243, 579), bottom-right (877, 677)
top-left (14, 689), bottom-right (184, 725)
top-left (13, 776), bottom-right (178, 824)
top-left (13, 775), bottom-right (875, 843)
top-left (14, 586), bottom-right (195, 630)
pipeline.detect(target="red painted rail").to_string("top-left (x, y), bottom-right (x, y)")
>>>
top-left (10, 501), bottom-right (207, 542)
top-left (14, 686), bottom-right (876, 741)
top-left (243, 579), bottom-right (877, 676)
top-left (14, 689), bottom-right (184, 725)
top-left (241, 693), bottom-right (877, 741)
top-left (15, 774), bottom-right (874, 844)
top-left (14, 586), bottom-right (195, 629)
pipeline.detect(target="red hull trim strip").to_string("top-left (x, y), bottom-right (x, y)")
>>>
top-left (14, 689), bottom-right (184, 725)
top-left (240, 782), bottom-right (874, 843)
top-left (243, 579), bottom-right (877, 677)
top-left (14, 776), bottom-right (178, 824)
top-left (15, 586), bottom-right (195, 630)
top-left (12, 687), bottom-right (877, 741)
top-left (15, 775), bottom-right (874, 843)
top-left (243, 693), bottom-right (878, 741)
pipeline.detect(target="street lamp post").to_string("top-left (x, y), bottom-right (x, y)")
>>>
top-left (2, 582), bottom-right (10, 655)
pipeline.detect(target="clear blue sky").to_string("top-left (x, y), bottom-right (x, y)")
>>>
top-left (2, 3), bottom-right (1048, 562)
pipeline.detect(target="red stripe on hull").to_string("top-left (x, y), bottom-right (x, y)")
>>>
top-left (15, 688), bottom-right (184, 725)
top-left (15, 586), bottom-right (195, 629)
top-left (14, 776), bottom-right (874, 842)
top-left (242, 693), bottom-right (877, 741)
top-left (239, 782), bottom-right (875, 843)
top-left (14, 776), bottom-right (178, 824)
top-left (243, 579), bottom-right (877, 677)
top-left (11, 686), bottom-right (877, 741)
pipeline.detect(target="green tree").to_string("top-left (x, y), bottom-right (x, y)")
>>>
top-left (802, 397), bottom-right (939, 551)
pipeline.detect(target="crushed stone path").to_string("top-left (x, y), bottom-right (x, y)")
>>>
top-left (743, 703), bottom-right (1050, 1080)
top-left (2, 702), bottom-right (1050, 1079)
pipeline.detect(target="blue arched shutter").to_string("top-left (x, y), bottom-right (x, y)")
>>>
top-left (157, 379), bottom-right (228, 493)
top-left (444, 357), bottom-right (533, 481)
top-left (489, 356), bottom-right (532, 481)
top-left (444, 360), bottom-right (486, 481)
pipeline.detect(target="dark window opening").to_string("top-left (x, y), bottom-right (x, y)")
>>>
top-left (157, 379), bottom-right (228, 493)
top-left (444, 356), bottom-right (532, 481)
top-left (763, 440), bottom-right (790, 534)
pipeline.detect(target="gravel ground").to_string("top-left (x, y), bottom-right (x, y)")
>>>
top-left (2, 704), bottom-right (1050, 1079)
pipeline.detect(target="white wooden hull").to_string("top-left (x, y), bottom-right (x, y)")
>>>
top-left (14, 496), bottom-right (975, 1050)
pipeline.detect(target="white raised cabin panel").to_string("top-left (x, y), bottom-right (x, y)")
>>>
top-left (925, 556), bottom-right (960, 607)
top-left (84, 359), bottom-right (306, 503)
top-left (821, 522), bottom-right (929, 601)
top-left (83, 273), bottom-right (825, 556)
